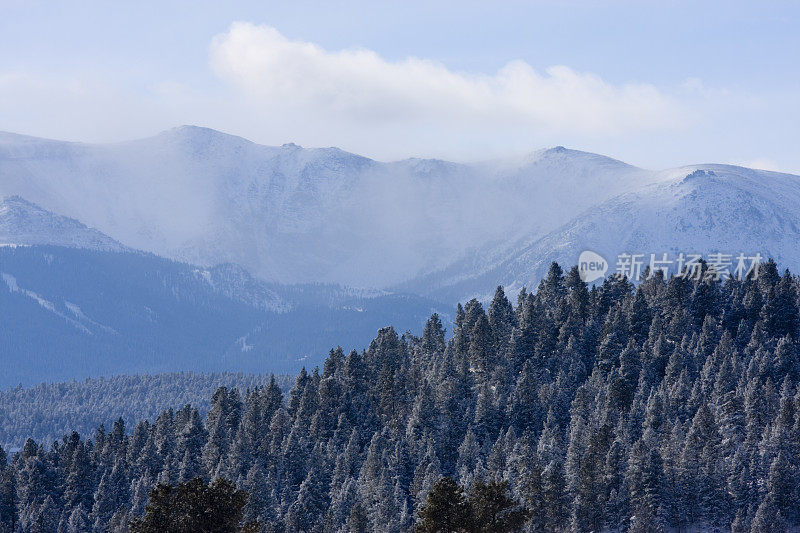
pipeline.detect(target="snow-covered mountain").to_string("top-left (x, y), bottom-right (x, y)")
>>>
top-left (0, 128), bottom-right (657, 288)
top-left (0, 195), bottom-right (124, 251)
top-left (410, 165), bottom-right (800, 302)
top-left (2, 127), bottom-right (799, 304)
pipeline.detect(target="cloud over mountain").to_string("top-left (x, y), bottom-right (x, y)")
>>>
top-left (210, 22), bottom-right (682, 140)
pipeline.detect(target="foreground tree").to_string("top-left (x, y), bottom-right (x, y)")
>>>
top-left (129, 478), bottom-right (257, 533)
top-left (468, 479), bottom-right (532, 533)
top-left (416, 477), bottom-right (531, 533)
top-left (415, 477), bottom-right (471, 533)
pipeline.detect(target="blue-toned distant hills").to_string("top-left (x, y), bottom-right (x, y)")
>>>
top-left (0, 241), bottom-right (448, 387)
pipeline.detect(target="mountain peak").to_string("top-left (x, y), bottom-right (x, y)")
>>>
top-left (167, 124), bottom-right (221, 135)
top-left (1, 195), bottom-right (37, 208)
top-left (536, 145), bottom-right (584, 158)
top-left (1, 195), bottom-right (64, 220)
top-left (0, 196), bottom-right (124, 251)
top-left (155, 125), bottom-right (253, 147)
top-left (532, 146), bottom-right (635, 167)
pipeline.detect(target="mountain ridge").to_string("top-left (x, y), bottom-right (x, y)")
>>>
top-left (1, 127), bottom-right (797, 302)
top-left (414, 164), bottom-right (800, 302)
top-left (0, 195), bottom-right (126, 251)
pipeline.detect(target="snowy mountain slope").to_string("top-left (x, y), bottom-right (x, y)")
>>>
top-left (0, 128), bottom-right (658, 288)
top-left (415, 165), bottom-right (800, 302)
top-left (0, 195), bottom-right (125, 251)
top-left (0, 245), bottom-right (449, 386)
top-left (4, 127), bottom-right (797, 302)
top-left (0, 127), bottom-right (375, 282)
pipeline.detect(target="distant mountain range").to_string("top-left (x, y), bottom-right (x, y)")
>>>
top-left (0, 242), bottom-right (447, 387)
top-left (403, 165), bottom-right (800, 302)
top-left (4, 127), bottom-right (798, 302)
top-left (2, 126), bottom-right (800, 383)
top-left (0, 127), bottom-right (653, 290)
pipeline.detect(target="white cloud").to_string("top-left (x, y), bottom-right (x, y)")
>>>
top-left (209, 22), bottom-right (683, 142)
top-left (5, 21), bottom-right (795, 170)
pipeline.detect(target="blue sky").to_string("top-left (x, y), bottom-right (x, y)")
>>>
top-left (1, 0), bottom-right (798, 171)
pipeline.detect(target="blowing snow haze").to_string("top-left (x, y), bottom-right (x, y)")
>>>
top-left (0, 126), bottom-right (649, 290)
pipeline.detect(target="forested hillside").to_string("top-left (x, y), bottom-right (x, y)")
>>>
top-left (1, 261), bottom-right (800, 532)
top-left (0, 373), bottom-right (292, 450)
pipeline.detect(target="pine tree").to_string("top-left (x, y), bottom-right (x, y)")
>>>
top-left (749, 494), bottom-right (787, 532)
top-left (469, 314), bottom-right (495, 376)
top-left (508, 361), bottom-right (542, 435)
top-left (415, 477), bottom-right (470, 533)
top-left (468, 479), bottom-right (531, 533)
top-left (129, 477), bottom-right (253, 533)
top-left (285, 467), bottom-right (328, 532)
top-left (0, 446), bottom-right (17, 533)
top-left (539, 263), bottom-right (567, 311)
top-left (488, 286), bottom-right (516, 356)
top-left (90, 458), bottom-right (129, 530)
top-left (542, 460), bottom-right (569, 530)
top-left (176, 407), bottom-right (207, 482)
top-left (423, 313), bottom-right (447, 354)
top-left (61, 436), bottom-right (94, 514)
top-left (627, 442), bottom-right (666, 532)
top-left (473, 382), bottom-right (500, 446)
top-left (203, 388), bottom-right (242, 479)
top-left (346, 501), bottom-right (370, 533)
top-left (65, 503), bottom-right (90, 533)
top-left (765, 450), bottom-right (797, 524)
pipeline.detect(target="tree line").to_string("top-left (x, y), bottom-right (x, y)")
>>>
top-left (0, 373), bottom-right (291, 450)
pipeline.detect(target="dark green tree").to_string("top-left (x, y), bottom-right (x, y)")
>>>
top-left (415, 477), bottom-right (471, 533)
top-left (129, 477), bottom-right (256, 533)
top-left (468, 479), bottom-right (531, 533)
